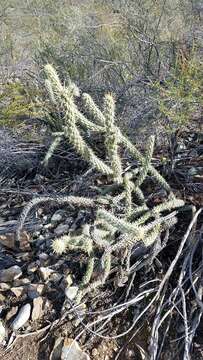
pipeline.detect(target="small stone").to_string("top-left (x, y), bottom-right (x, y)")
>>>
top-left (32, 297), bottom-right (44, 321)
top-left (11, 286), bottom-right (24, 297)
top-left (50, 337), bottom-right (64, 360)
top-left (54, 224), bottom-right (70, 236)
top-left (39, 267), bottom-right (54, 281)
top-left (27, 284), bottom-right (45, 299)
top-left (0, 234), bottom-right (15, 249)
top-left (0, 283), bottom-right (10, 291)
top-left (51, 210), bottom-right (65, 223)
top-left (6, 306), bottom-right (19, 321)
top-left (66, 275), bottom-right (73, 287)
top-left (38, 253), bottom-right (49, 261)
top-left (65, 217), bottom-right (73, 225)
top-left (65, 286), bottom-right (78, 301)
top-left (13, 278), bottom-right (31, 286)
top-left (19, 231), bottom-right (31, 251)
top-left (11, 303), bottom-right (31, 331)
top-left (92, 348), bottom-right (98, 356)
top-left (0, 265), bottom-right (22, 283)
top-left (37, 208), bottom-right (43, 216)
top-left (44, 223), bottom-right (53, 229)
top-left (0, 320), bottom-right (6, 344)
top-left (27, 262), bottom-right (38, 273)
top-left (16, 252), bottom-right (30, 261)
top-left (49, 272), bottom-right (63, 283)
top-left (61, 339), bottom-right (90, 360)
top-left (126, 349), bottom-right (135, 358)
top-left (0, 293), bottom-right (6, 303)
top-left (188, 167), bottom-right (198, 176)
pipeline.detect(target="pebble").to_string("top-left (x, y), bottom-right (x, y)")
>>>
top-left (66, 275), bottom-right (73, 287)
top-left (6, 306), bottom-right (18, 321)
top-left (50, 337), bottom-right (64, 360)
top-left (54, 224), bottom-right (70, 236)
top-left (32, 297), bottom-right (44, 321)
top-left (0, 265), bottom-right (22, 283)
top-left (0, 282), bottom-right (10, 291)
top-left (39, 267), bottom-right (54, 281)
top-left (51, 210), bottom-right (65, 223)
top-left (92, 348), bottom-right (98, 356)
top-left (27, 262), bottom-right (38, 273)
top-left (61, 339), bottom-right (90, 360)
top-left (11, 303), bottom-right (31, 331)
top-left (11, 286), bottom-right (24, 297)
top-left (13, 278), bottom-right (31, 286)
top-left (0, 320), bottom-right (6, 343)
top-left (27, 284), bottom-right (45, 299)
top-left (38, 253), bottom-right (49, 261)
top-left (49, 272), bottom-right (63, 283)
top-left (0, 233), bottom-right (15, 249)
top-left (0, 293), bottom-right (6, 302)
top-left (44, 223), bottom-right (53, 229)
top-left (65, 286), bottom-right (78, 301)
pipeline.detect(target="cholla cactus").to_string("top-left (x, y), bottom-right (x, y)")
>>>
top-left (52, 225), bottom-right (93, 256)
top-left (103, 93), bottom-right (122, 183)
top-left (17, 64), bottom-right (186, 304)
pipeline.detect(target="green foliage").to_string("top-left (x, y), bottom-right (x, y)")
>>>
top-left (155, 52), bottom-right (203, 131)
top-left (0, 81), bottom-right (37, 127)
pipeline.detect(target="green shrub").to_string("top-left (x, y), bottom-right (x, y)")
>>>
top-left (155, 51), bottom-right (203, 132)
top-left (0, 81), bottom-right (37, 127)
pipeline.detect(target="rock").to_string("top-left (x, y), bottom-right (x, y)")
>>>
top-left (65, 286), bottom-right (78, 301)
top-left (13, 278), bottom-right (31, 286)
top-left (27, 262), bottom-right (38, 273)
top-left (0, 234), bottom-right (15, 249)
top-left (39, 267), bottom-right (54, 281)
top-left (0, 253), bottom-right (17, 270)
top-left (65, 217), bottom-right (73, 225)
top-left (44, 223), bottom-right (53, 230)
top-left (54, 224), bottom-right (70, 236)
top-left (0, 265), bottom-right (22, 283)
top-left (27, 284), bottom-right (45, 299)
top-left (49, 337), bottom-right (64, 360)
top-left (19, 231), bottom-right (31, 251)
top-left (0, 320), bottom-right (6, 344)
top-left (0, 231), bottom-right (30, 251)
top-left (0, 282), bottom-right (10, 291)
top-left (11, 286), bottom-right (24, 297)
top-left (6, 306), bottom-right (19, 321)
top-left (43, 215), bottom-right (48, 223)
top-left (188, 167), bottom-right (198, 176)
top-left (38, 235), bottom-right (45, 241)
top-left (38, 253), bottom-right (49, 261)
top-left (16, 252), bottom-right (30, 261)
top-left (32, 297), bottom-right (44, 321)
top-left (92, 348), bottom-right (98, 356)
top-left (66, 275), bottom-right (73, 287)
top-left (51, 210), bottom-right (65, 224)
top-left (49, 272), bottom-right (63, 283)
top-left (0, 293), bottom-right (6, 303)
top-left (61, 339), bottom-right (90, 360)
top-left (11, 303), bottom-right (31, 331)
